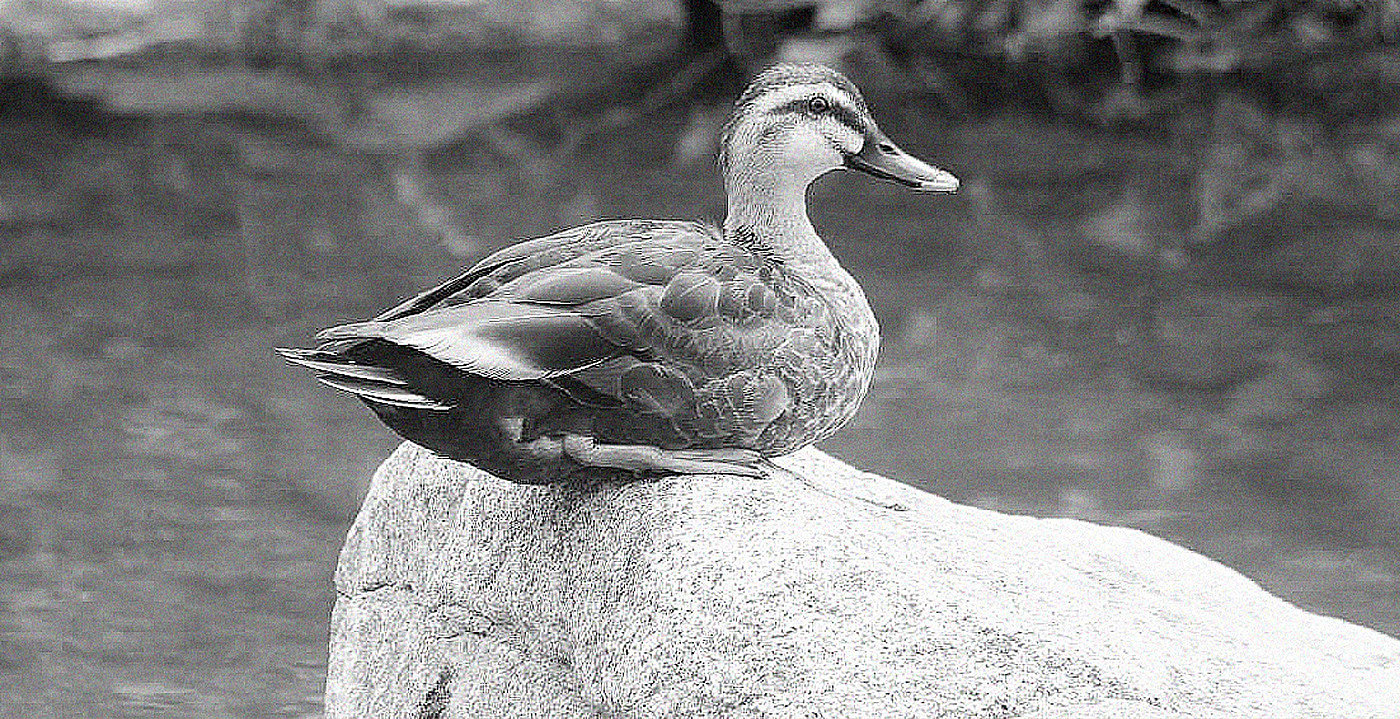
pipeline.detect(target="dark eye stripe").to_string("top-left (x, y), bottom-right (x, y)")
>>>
top-left (771, 97), bottom-right (866, 136)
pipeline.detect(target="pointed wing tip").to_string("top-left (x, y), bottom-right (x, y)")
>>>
top-left (315, 320), bottom-right (387, 342)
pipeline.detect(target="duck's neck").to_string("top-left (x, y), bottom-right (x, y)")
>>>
top-left (723, 164), bottom-right (879, 347)
top-left (723, 168), bottom-right (837, 276)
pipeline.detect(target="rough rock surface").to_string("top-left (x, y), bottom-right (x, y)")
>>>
top-left (327, 442), bottom-right (1400, 718)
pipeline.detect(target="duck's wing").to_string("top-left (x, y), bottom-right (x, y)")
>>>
top-left (309, 219), bottom-right (724, 382)
top-left (373, 220), bottom-right (710, 322)
top-left (297, 218), bottom-right (804, 442)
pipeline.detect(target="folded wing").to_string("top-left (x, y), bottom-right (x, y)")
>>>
top-left (280, 218), bottom-right (801, 446)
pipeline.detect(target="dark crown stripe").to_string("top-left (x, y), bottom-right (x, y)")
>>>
top-left (736, 63), bottom-right (869, 113)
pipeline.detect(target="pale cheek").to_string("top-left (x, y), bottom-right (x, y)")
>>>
top-left (780, 130), bottom-right (843, 177)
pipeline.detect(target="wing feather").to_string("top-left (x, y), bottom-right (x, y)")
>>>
top-left (320, 302), bottom-right (623, 381)
top-left (375, 220), bottom-right (714, 321)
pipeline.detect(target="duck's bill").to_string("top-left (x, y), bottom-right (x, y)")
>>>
top-left (844, 133), bottom-right (959, 192)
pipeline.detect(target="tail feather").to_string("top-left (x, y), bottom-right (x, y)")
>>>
top-left (275, 347), bottom-right (407, 386)
top-left (314, 374), bottom-right (454, 410)
top-left (276, 345), bottom-right (453, 410)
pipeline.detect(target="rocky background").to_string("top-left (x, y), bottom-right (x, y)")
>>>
top-left (1, 0), bottom-right (1398, 716)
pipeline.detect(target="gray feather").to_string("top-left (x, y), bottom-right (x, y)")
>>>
top-left (314, 375), bottom-right (453, 410)
top-left (275, 347), bottom-right (407, 385)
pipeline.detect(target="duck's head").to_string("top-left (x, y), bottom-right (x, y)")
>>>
top-left (719, 64), bottom-right (959, 198)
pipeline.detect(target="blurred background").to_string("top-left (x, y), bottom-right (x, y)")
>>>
top-left (1, 0), bottom-right (1398, 715)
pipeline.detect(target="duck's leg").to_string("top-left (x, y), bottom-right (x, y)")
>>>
top-left (561, 435), bottom-right (766, 478)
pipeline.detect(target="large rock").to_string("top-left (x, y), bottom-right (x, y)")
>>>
top-left (327, 442), bottom-right (1400, 718)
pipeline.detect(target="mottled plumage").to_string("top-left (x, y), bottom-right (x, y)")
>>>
top-left (280, 64), bottom-right (958, 484)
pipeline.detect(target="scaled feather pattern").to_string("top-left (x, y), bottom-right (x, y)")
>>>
top-left (285, 219), bottom-right (873, 482)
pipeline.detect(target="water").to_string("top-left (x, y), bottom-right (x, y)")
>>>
top-left (0, 64), bottom-right (1396, 716)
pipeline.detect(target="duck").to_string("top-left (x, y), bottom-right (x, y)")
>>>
top-left (278, 63), bottom-right (958, 485)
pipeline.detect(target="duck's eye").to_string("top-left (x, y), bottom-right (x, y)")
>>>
top-left (807, 96), bottom-right (829, 114)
